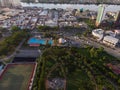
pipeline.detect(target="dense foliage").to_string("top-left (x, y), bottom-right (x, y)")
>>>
top-left (38, 25), bottom-right (58, 32)
top-left (0, 30), bottom-right (28, 56)
top-left (32, 47), bottom-right (120, 90)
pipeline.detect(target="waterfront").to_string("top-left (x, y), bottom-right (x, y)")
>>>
top-left (21, 2), bottom-right (120, 11)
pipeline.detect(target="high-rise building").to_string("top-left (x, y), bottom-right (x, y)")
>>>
top-left (0, 0), bottom-right (3, 6)
top-left (11, 0), bottom-right (21, 6)
top-left (35, 0), bottom-right (39, 3)
top-left (115, 11), bottom-right (120, 28)
top-left (0, 0), bottom-right (10, 7)
top-left (96, 4), bottom-right (106, 27)
top-left (0, 0), bottom-right (21, 7)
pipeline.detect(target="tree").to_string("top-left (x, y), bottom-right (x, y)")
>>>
top-left (54, 39), bottom-right (58, 46)
top-left (118, 79), bottom-right (120, 84)
top-left (94, 51), bottom-right (98, 58)
top-left (0, 32), bottom-right (2, 38)
top-left (98, 47), bottom-right (104, 53)
top-left (90, 47), bottom-right (95, 58)
top-left (11, 26), bottom-right (21, 33)
top-left (0, 27), bottom-right (9, 33)
top-left (0, 31), bottom-right (28, 56)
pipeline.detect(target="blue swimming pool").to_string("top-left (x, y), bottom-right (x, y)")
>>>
top-left (48, 40), bottom-right (53, 45)
top-left (28, 38), bottom-right (53, 45)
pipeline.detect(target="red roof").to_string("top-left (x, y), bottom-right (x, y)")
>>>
top-left (106, 63), bottom-right (120, 75)
top-left (29, 44), bottom-right (40, 47)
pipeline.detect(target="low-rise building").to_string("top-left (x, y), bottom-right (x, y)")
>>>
top-left (103, 36), bottom-right (119, 47)
top-left (92, 29), bottom-right (104, 41)
top-left (115, 30), bottom-right (120, 35)
top-left (58, 38), bottom-right (66, 44)
top-left (45, 20), bottom-right (58, 27)
top-left (105, 31), bottom-right (116, 37)
top-left (39, 10), bottom-right (48, 19)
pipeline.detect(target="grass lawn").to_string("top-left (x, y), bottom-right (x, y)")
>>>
top-left (0, 63), bottom-right (35, 90)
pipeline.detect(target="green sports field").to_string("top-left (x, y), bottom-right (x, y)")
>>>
top-left (0, 63), bottom-right (35, 90)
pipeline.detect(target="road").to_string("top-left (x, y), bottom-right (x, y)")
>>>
top-left (84, 37), bottom-right (120, 59)
top-left (67, 36), bottom-right (120, 59)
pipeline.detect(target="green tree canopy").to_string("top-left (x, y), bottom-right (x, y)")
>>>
top-left (11, 26), bottom-right (21, 33)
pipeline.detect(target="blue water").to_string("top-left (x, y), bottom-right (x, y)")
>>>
top-left (28, 38), bottom-right (53, 45)
top-left (21, 2), bottom-right (120, 12)
top-left (48, 40), bottom-right (53, 45)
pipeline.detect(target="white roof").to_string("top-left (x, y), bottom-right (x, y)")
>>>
top-left (92, 29), bottom-right (104, 40)
top-left (39, 10), bottom-right (48, 16)
top-left (45, 20), bottom-right (55, 23)
top-left (103, 36), bottom-right (119, 44)
top-left (115, 30), bottom-right (120, 34)
top-left (58, 38), bottom-right (66, 43)
top-left (45, 20), bottom-right (57, 27)
top-left (105, 31), bottom-right (115, 37)
top-left (92, 29), bottom-right (104, 34)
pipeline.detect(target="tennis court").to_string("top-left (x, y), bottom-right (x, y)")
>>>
top-left (0, 63), bottom-right (36, 90)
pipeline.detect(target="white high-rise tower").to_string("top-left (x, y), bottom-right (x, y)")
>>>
top-left (96, 4), bottom-right (106, 27)
top-left (0, 0), bottom-right (21, 7)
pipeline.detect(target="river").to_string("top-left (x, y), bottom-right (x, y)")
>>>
top-left (21, 2), bottom-right (120, 11)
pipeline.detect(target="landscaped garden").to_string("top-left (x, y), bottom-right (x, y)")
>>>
top-left (0, 28), bottom-right (29, 57)
top-left (32, 46), bottom-right (120, 90)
